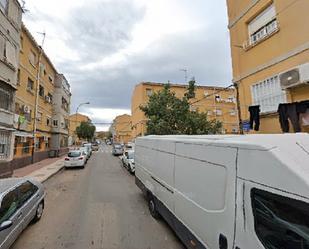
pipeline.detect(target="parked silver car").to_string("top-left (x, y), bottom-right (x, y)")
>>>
top-left (122, 150), bottom-right (135, 174)
top-left (112, 144), bottom-right (124, 156)
top-left (0, 178), bottom-right (45, 249)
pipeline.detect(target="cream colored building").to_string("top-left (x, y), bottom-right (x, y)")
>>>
top-left (131, 82), bottom-right (238, 138)
top-left (111, 114), bottom-right (132, 144)
top-left (227, 0), bottom-right (309, 133)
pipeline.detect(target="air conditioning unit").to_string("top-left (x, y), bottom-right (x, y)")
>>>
top-left (23, 105), bottom-right (30, 114)
top-left (280, 63), bottom-right (309, 89)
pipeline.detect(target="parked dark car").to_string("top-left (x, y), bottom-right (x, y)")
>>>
top-left (112, 144), bottom-right (123, 156)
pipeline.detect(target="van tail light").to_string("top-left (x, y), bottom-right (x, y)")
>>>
top-left (78, 157), bottom-right (84, 160)
top-left (65, 158), bottom-right (70, 161)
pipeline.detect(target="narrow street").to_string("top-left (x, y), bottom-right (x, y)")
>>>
top-left (11, 144), bottom-right (184, 249)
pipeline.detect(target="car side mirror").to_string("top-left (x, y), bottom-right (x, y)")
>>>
top-left (0, 220), bottom-right (13, 231)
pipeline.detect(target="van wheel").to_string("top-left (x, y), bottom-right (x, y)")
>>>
top-left (33, 201), bottom-right (44, 223)
top-left (148, 195), bottom-right (160, 219)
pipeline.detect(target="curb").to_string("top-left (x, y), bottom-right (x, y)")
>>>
top-left (41, 164), bottom-right (65, 183)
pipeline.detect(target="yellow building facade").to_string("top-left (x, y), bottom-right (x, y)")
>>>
top-left (13, 24), bottom-right (57, 167)
top-left (112, 114), bottom-right (132, 144)
top-left (131, 82), bottom-right (238, 138)
top-left (69, 113), bottom-right (91, 145)
top-left (227, 0), bottom-right (309, 133)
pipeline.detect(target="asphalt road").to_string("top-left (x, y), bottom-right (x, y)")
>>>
top-left (11, 145), bottom-right (184, 249)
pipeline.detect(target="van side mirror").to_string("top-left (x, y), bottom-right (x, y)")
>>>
top-left (0, 220), bottom-right (13, 231)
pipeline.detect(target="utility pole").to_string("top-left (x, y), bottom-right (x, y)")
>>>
top-left (31, 31), bottom-right (46, 164)
top-left (180, 68), bottom-right (188, 83)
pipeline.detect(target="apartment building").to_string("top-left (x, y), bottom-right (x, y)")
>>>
top-left (227, 0), bottom-right (309, 133)
top-left (51, 74), bottom-right (71, 155)
top-left (0, 0), bottom-right (22, 177)
top-left (131, 82), bottom-right (238, 138)
top-left (13, 24), bottom-right (71, 170)
top-left (112, 114), bottom-right (132, 144)
top-left (69, 113), bottom-right (91, 145)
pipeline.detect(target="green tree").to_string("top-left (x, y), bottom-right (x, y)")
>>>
top-left (140, 81), bottom-right (222, 135)
top-left (76, 122), bottom-right (96, 141)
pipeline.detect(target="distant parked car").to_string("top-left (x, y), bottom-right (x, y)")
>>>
top-left (91, 142), bottom-right (99, 151)
top-left (64, 151), bottom-right (87, 168)
top-left (112, 144), bottom-right (123, 156)
top-left (122, 150), bottom-right (135, 174)
top-left (0, 178), bottom-right (45, 249)
top-left (78, 147), bottom-right (91, 160)
top-left (82, 143), bottom-right (93, 156)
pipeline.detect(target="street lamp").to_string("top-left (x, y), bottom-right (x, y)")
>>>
top-left (74, 102), bottom-right (90, 145)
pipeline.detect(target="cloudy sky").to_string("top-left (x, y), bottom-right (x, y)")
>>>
top-left (22, 0), bottom-right (232, 131)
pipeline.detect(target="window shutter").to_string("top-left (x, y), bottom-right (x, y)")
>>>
top-left (0, 35), bottom-right (5, 60)
top-left (5, 41), bottom-right (17, 68)
top-left (248, 4), bottom-right (276, 35)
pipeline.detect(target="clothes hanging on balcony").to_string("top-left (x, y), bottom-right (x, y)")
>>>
top-left (277, 103), bottom-right (301, 133)
top-left (248, 105), bottom-right (260, 131)
top-left (297, 100), bottom-right (309, 126)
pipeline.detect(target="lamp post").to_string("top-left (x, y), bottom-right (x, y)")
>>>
top-left (74, 102), bottom-right (90, 146)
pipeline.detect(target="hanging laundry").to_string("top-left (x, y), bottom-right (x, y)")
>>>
top-left (277, 103), bottom-right (301, 133)
top-left (297, 100), bottom-right (309, 126)
top-left (248, 105), bottom-right (260, 131)
top-left (300, 109), bottom-right (309, 126)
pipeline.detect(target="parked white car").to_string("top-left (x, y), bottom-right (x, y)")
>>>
top-left (79, 147), bottom-right (91, 160)
top-left (122, 150), bottom-right (135, 174)
top-left (135, 134), bottom-right (309, 249)
top-left (64, 151), bottom-right (87, 168)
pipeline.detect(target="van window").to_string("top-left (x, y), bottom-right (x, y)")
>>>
top-left (251, 188), bottom-right (309, 249)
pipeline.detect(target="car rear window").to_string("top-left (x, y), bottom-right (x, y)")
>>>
top-left (114, 145), bottom-right (122, 149)
top-left (68, 151), bottom-right (81, 157)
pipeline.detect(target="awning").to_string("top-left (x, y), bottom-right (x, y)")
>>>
top-left (13, 131), bottom-right (34, 138)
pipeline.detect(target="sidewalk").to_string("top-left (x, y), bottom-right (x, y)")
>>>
top-left (13, 156), bottom-right (65, 183)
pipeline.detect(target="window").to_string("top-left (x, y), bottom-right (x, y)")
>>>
top-left (48, 75), bottom-right (53, 83)
top-left (17, 69), bottom-right (20, 85)
top-left (37, 112), bottom-right (42, 122)
top-left (5, 41), bottom-right (17, 68)
top-left (17, 181), bottom-right (38, 208)
top-left (15, 102), bottom-right (20, 115)
top-left (20, 36), bottom-right (24, 51)
top-left (0, 189), bottom-right (18, 224)
top-left (215, 94), bottom-right (221, 102)
top-left (207, 110), bottom-right (213, 116)
top-left (251, 188), bottom-right (309, 249)
top-left (22, 141), bottom-right (30, 154)
top-left (0, 86), bottom-right (13, 111)
top-left (251, 75), bottom-right (287, 113)
top-left (248, 4), bottom-right (278, 45)
top-left (29, 51), bottom-right (37, 67)
top-left (228, 96), bottom-right (235, 103)
top-left (214, 109), bottom-right (222, 116)
top-left (27, 78), bottom-right (34, 92)
top-left (53, 120), bottom-right (58, 127)
top-left (46, 117), bottom-right (51, 126)
top-left (39, 85), bottom-right (44, 97)
top-left (146, 88), bottom-right (153, 97)
top-left (0, 35), bottom-right (5, 61)
top-left (48, 93), bottom-right (53, 103)
top-left (0, 131), bottom-right (11, 160)
top-left (230, 109), bottom-right (236, 116)
top-left (0, 0), bottom-right (8, 14)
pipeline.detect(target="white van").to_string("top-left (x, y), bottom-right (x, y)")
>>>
top-left (135, 134), bottom-right (309, 249)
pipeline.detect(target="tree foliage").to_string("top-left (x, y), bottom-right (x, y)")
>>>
top-left (140, 79), bottom-right (222, 135)
top-left (76, 122), bottom-right (96, 141)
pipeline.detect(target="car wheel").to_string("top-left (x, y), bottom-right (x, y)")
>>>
top-left (33, 201), bottom-right (44, 222)
top-left (148, 194), bottom-right (160, 219)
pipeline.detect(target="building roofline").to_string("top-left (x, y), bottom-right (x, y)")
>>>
top-left (21, 23), bottom-right (62, 77)
top-left (136, 82), bottom-right (234, 91)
